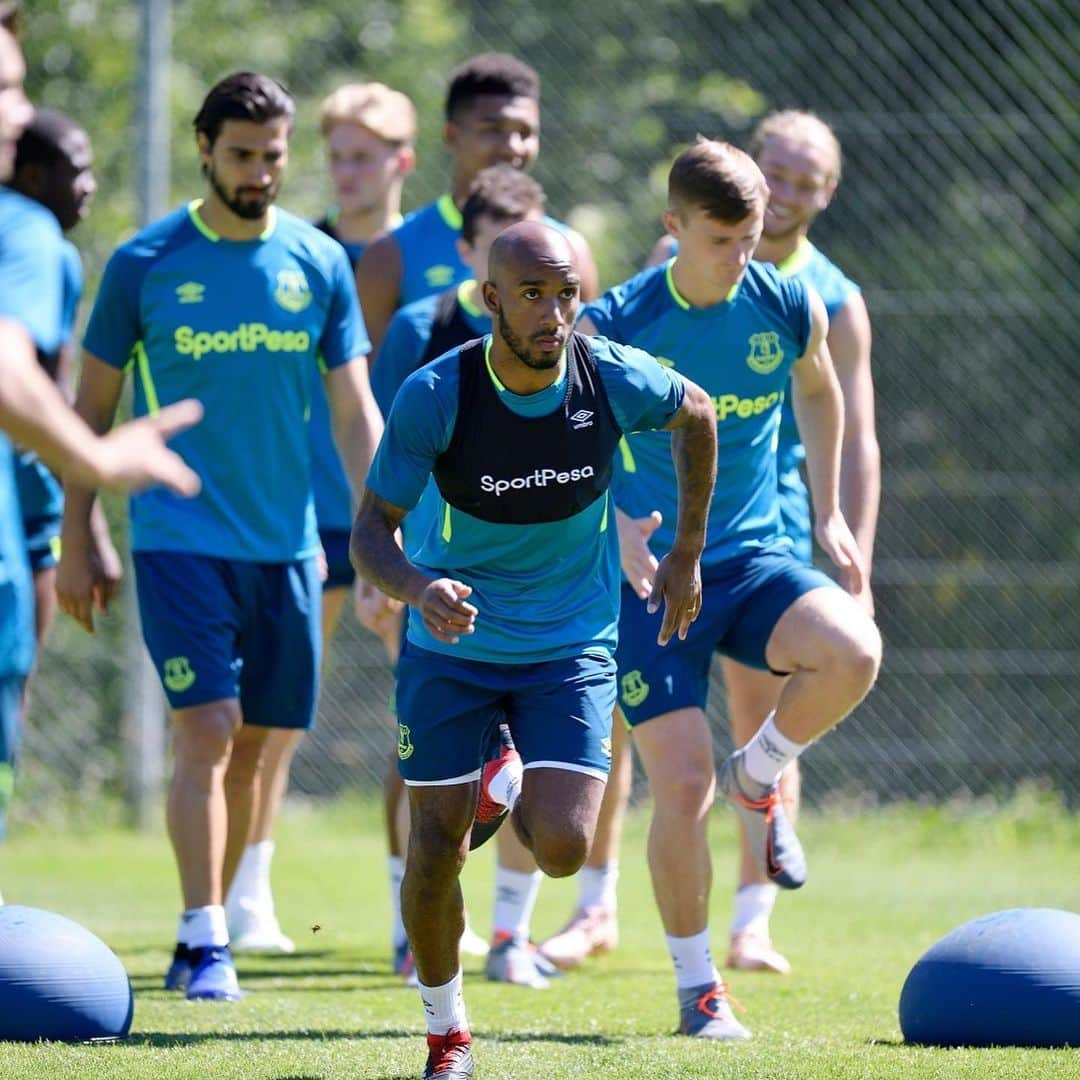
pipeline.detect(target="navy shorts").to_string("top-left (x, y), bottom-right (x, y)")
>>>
top-left (616, 550), bottom-right (837, 726)
top-left (0, 674), bottom-right (25, 842)
top-left (23, 514), bottom-right (62, 572)
top-left (133, 551), bottom-right (322, 728)
top-left (395, 642), bottom-right (616, 785)
top-left (319, 526), bottom-right (355, 591)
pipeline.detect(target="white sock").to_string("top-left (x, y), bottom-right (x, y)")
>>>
top-left (577, 862), bottom-right (619, 913)
top-left (178, 904), bottom-right (229, 949)
top-left (730, 883), bottom-right (778, 938)
top-left (418, 969), bottom-right (469, 1036)
top-left (666, 929), bottom-right (719, 989)
top-left (486, 758), bottom-right (522, 811)
top-left (388, 854), bottom-right (407, 949)
top-left (492, 866), bottom-right (543, 940)
top-left (226, 840), bottom-right (275, 912)
top-left (741, 711), bottom-right (808, 788)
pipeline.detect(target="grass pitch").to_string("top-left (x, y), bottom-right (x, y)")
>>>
top-left (1, 791), bottom-right (1078, 1079)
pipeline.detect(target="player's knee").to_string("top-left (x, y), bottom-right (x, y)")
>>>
top-left (532, 826), bottom-right (591, 878)
top-left (658, 760), bottom-right (716, 820)
top-left (840, 619), bottom-right (882, 695)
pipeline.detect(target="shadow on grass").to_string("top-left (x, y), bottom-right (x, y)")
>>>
top-left (129, 1028), bottom-right (622, 1049)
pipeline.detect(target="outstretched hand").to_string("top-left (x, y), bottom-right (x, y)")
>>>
top-left (647, 546), bottom-right (703, 646)
top-left (89, 400), bottom-right (204, 495)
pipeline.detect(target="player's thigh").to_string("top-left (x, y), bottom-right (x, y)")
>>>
top-left (509, 652), bottom-right (616, 781)
top-left (631, 705), bottom-right (715, 808)
top-left (615, 583), bottom-right (715, 727)
top-left (720, 656), bottom-right (785, 746)
top-left (133, 551), bottom-right (244, 712)
top-left (520, 765), bottom-right (607, 849)
top-left (394, 642), bottom-right (504, 785)
top-left (237, 558), bottom-right (322, 731)
top-left (765, 581), bottom-right (880, 676)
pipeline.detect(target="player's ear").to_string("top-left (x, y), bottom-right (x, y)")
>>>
top-left (396, 145), bottom-right (416, 178)
top-left (819, 176), bottom-right (838, 211)
top-left (661, 209), bottom-right (680, 238)
top-left (481, 280), bottom-right (499, 315)
top-left (196, 131), bottom-right (212, 164)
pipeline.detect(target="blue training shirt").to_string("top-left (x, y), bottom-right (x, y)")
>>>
top-left (0, 188), bottom-right (65, 676)
top-left (367, 334), bottom-right (684, 663)
top-left (391, 194), bottom-right (579, 308)
top-left (83, 200), bottom-right (370, 562)
top-left (586, 259), bottom-right (813, 569)
top-left (15, 238), bottom-right (83, 527)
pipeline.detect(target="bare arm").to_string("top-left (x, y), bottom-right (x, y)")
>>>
top-left (643, 233), bottom-right (676, 269)
top-left (791, 290), bottom-right (865, 597)
top-left (648, 376), bottom-right (717, 645)
top-left (829, 292), bottom-right (879, 577)
top-left (323, 356), bottom-right (385, 502)
top-left (350, 489), bottom-right (477, 645)
top-left (0, 323), bottom-right (200, 495)
top-left (355, 232), bottom-right (403, 360)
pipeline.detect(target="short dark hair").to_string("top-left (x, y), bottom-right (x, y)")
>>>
top-left (668, 137), bottom-right (768, 222)
top-left (193, 71), bottom-right (294, 147)
top-left (461, 164), bottom-right (545, 244)
top-left (14, 108), bottom-right (83, 172)
top-left (445, 53), bottom-right (539, 122)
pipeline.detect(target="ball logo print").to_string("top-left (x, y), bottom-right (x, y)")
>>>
top-left (745, 331), bottom-right (784, 375)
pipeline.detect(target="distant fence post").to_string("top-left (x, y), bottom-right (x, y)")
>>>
top-left (126, 0), bottom-right (172, 829)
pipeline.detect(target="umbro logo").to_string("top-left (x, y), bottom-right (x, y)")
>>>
top-left (176, 281), bottom-right (205, 304)
top-left (570, 409), bottom-right (594, 429)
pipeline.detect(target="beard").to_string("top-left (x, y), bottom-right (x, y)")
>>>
top-left (205, 161), bottom-right (276, 220)
top-left (497, 306), bottom-right (563, 372)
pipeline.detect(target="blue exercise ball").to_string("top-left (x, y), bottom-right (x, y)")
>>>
top-left (0, 905), bottom-right (133, 1042)
top-left (900, 907), bottom-right (1080, 1048)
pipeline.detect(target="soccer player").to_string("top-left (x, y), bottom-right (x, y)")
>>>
top-left (355, 52), bottom-right (598, 354)
top-left (580, 139), bottom-right (882, 1040)
top-left (56, 72), bottom-right (382, 1002)
top-left (0, 27), bottom-right (201, 877)
top-left (351, 220), bottom-right (718, 1079)
top-left (641, 113), bottom-right (880, 974)
top-left (224, 80), bottom-right (417, 956)
top-left (8, 109), bottom-right (103, 652)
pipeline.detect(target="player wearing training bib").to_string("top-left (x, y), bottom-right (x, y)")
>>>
top-left (356, 52), bottom-right (598, 354)
top-left (352, 222), bottom-right (717, 1080)
top-left (581, 139), bottom-right (881, 1043)
top-left (57, 73), bottom-right (382, 1005)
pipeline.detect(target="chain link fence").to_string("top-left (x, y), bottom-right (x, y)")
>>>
top-left (15, 0), bottom-right (1079, 826)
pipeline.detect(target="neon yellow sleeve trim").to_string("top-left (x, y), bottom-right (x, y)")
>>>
top-left (436, 193), bottom-right (463, 230)
top-left (316, 352), bottom-right (329, 375)
top-left (617, 436), bottom-right (636, 473)
top-left (600, 495), bottom-right (609, 533)
top-left (441, 500), bottom-right (452, 542)
top-left (134, 341), bottom-right (160, 415)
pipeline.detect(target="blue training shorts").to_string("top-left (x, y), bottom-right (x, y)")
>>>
top-left (394, 641), bottom-right (616, 785)
top-left (0, 674), bottom-right (25, 843)
top-left (318, 526), bottom-right (356, 592)
top-left (615, 549), bottom-right (837, 727)
top-left (133, 551), bottom-right (321, 728)
top-left (22, 515), bottom-right (62, 572)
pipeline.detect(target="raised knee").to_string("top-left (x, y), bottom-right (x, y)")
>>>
top-left (533, 829), bottom-right (590, 878)
top-left (846, 621), bottom-right (882, 690)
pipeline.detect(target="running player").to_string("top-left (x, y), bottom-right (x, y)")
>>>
top-left (580, 139), bottom-right (882, 1040)
top-left (354, 52), bottom-right (598, 353)
top-left (351, 221), bottom-right (717, 1079)
top-left (56, 72), bottom-right (382, 1002)
top-left (8, 109), bottom-right (103, 653)
top-left (0, 28), bottom-right (200, 883)
top-left (225, 80), bottom-right (417, 956)
top-left (640, 113), bottom-right (879, 973)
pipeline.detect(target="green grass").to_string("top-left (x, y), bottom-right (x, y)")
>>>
top-left (1, 794), bottom-right (1078, 1079)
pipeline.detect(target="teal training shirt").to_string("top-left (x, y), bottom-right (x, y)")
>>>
top-left (392, 193), bottom-right (579, 307)
top-left (586, 259), bottom-right (813, 569)
top-left (0, 188), bottom-right (64, 676)
top-left (366, 334), bottom-right (684, 663)
top-left (84, 200), bottom-right (370, 562)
